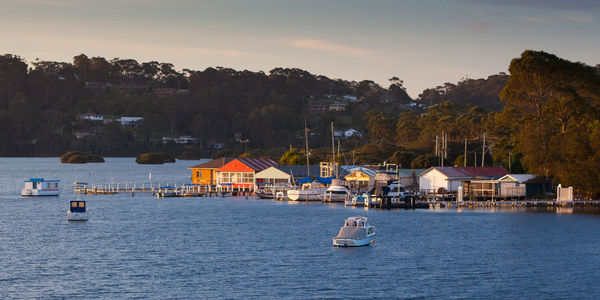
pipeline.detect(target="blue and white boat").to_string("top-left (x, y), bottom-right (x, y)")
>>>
top-left (21, 178), bottom-right (60, 196)
top-left (67, 200), bottom-right (88, 221)
top-left (332, 216), bottom-right (375, 247)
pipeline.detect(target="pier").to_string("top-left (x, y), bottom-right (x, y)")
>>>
top-left (73, 182), bottom-right (255, 197)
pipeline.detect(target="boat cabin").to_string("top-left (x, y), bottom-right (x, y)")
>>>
top-left (22, 178), bottom-right (61, 196)
top-left (70, 201), bottom-right (87, 213)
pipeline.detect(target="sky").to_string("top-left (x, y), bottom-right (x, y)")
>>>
top-left (0, 0), bottom-right (599, 97)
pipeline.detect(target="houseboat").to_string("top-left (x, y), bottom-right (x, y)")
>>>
top-left (21, 178), bottom-right (60, 196)
top-left (67, 200), bottom-right (88, 221)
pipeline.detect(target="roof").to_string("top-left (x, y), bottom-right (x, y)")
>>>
top-left (422, 166), bottom-right (508, 179)
top-left (499, 174), bottom-right (537, 183)
top-left (25, 178), bottom-right (60, 182)
top-left (237, 158), bottom-right (278, 172)
top-left (275, 165), bottom-right (321, 178)
top-left (188, 157), bottom-right (235, 169)
top-left (344, 166), bottom-right (377, 178)
top-left (398, 169), bottom-right (427, 178)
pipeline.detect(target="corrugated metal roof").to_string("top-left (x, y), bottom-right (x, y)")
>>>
top-left (428, 166), bottom-right (508, 178)
top-left (188, 157), bottom-right (234, 169)
top-left (345, 167), bottom-right (377, 178)
top-left (275, 165), bottom-right (320, 178)
top-left (237, 158), bottom-right (278, 172)
top-left (398, 169), bottom-right (427, 178)
top-left (500, 174), bottom-right (537, 183)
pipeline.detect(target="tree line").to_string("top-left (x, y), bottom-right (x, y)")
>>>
top-left (1, 51), bottom-right (599, 196)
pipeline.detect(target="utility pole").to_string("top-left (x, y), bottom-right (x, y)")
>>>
top-left (444, 133), bottom-right (448, 161)
top-left (464, 138), bottom-right (467, 167)
top-left (508, 150), bottom-right (512, 173)
top-left (435, 134), bottom-right (439, 157)
top-left (481, 133), bottom-right (486, 167)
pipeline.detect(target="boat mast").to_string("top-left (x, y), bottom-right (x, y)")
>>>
top-left (305, 116), bottom-right (310, 178)
top-left (331, 122), bottom-right (335, 178)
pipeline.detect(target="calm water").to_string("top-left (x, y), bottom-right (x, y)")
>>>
top-left (1, 158), bottom-right (600, 299)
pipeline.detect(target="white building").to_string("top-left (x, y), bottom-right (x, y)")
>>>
top-left (419, 166), bottom-right (508, 193)
top-left (118, 117), bottom-right (144, 127)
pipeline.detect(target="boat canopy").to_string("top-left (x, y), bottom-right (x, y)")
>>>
top-left (25, 178), bottom-right (60, 182)
top-left (70, 201), bottom-right (86, 213)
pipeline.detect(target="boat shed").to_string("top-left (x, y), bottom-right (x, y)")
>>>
top-left (343, 166), bottom-right (377, 191)
top-left (188, 157), bottom-right (235, 185)
top-left (496, 174), bottom-right (553, 197)
top-left (398, 169), bottom-right (427, 189)
top-left (216, 158), bottom-right (278, 190)
top-left (255, 165), bottom-right (322, 185)
top-left (419, 166), bottom-right (508, 194)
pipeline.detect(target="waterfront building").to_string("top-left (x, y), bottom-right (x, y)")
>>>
top-left (188, 157), bottom-right (234, 185)
top-left (467, 174), bottom-right (553, 198)
top-left (216, 158), bottom-right (278, 190)
top-left (343, 167), bottom-right (377, 190)
top-left (418, 166), bottom-right (508, 194)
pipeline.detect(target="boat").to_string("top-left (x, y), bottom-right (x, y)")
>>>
top-left (67, 200), bottom-right (88, 221)
top-left (21, 178), bottom-right (60, 196)
top-left (255, 183), bottom-right (293, 199)
top-left (156, 186), bottom-right (180, 197)
top-left (332, 216), bottom-right (375, 247)
top-left (323, 179), bottom-right (351, 202)
top-left (287, 181), bottom-right (327, 201)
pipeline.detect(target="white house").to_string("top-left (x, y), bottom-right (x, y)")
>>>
top-left (419, 166), bottom-right (508, 193)
top-left (254, 167), bottom-right (292, 185)
top-left (79, 113), bottom-right (103, 121)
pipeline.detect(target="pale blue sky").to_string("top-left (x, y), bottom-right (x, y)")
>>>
top-left (1, 0), bottom-right (598, 97)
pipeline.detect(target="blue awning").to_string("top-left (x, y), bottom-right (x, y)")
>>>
top-left (297, 177), bottom-right (312, 184)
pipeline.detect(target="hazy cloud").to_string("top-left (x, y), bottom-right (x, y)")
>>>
top-left (565, 15), bottom-right (594, 23)
top-left (462, 21), bottom-right (493, 31)
top-left (464, 0), bottom-right (600, 11)
top-left (521, 16), bottom-right (551, 24)
top-left (289, 39), bottom-right (374, 58)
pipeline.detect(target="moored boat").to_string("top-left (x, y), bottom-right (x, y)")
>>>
top-left (21, 178), bottom-right (60, 196)
top-left (333, 216), bottom-right (375, 247)
top-left (67, 200), bottom-right (88, 221)
top-left (156, 186), bottom-right (180, 197)
top-left (287, 181), bottom-right (327, 201)
top-left (323, 179), bottom-right (351, 202)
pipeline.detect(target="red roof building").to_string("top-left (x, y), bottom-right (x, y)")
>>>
top-left (216, 158), bottom-right (278, 190)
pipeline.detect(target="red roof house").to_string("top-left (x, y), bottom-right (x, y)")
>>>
top-left (216, 158), bottom-right (278, 190)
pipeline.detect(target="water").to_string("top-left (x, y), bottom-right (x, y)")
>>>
top-left (1, 158), bottom-right (600, 298)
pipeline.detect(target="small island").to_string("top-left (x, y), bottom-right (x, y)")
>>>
top-left (136, 152), bottom-right (176, 164)
top-left (60, 151), bottom-right (105, 164)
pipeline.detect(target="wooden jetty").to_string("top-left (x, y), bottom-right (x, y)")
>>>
top-left (73, 182), bottom-right (255, 197)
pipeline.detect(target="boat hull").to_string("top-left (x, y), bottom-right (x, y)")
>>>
top-left (287, 190), bottom-right (323, 201)
top-left (332, 235), bottom-right (374, 247)
top-left (67, 211), bottom-right (88, 221)
top-left (21, 189), bottom-right (60, 196)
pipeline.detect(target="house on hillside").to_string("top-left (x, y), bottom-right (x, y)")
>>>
top-left (188, 157), bottom-right (235, 185)
top-left (419, 166), bottom-right (508, 193)
top-left (216, 158), bottom-right (278, 191)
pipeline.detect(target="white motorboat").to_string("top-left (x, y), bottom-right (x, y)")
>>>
top-left (333, 216), bottom-right (375, 247)
top-left (323, 179), bottom-right (351, 202)
top-left (67, 200), bottom-right (88, 221)
top-left (21, 178), bottom-right (60, 196)
top-left (287, 181), bottom-right (327, 201)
